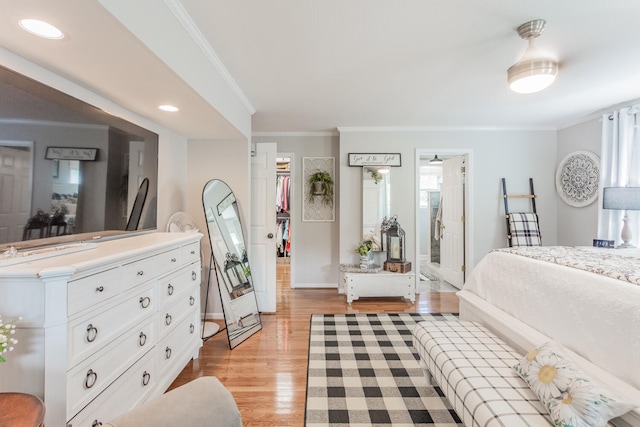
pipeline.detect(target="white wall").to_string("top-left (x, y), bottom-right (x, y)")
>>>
top-left (556, 118), bottom-right (602, 246)
top-left (252, 133), bottom-right (340, 287)
top-left (339, 128), bottom-right (559, 275)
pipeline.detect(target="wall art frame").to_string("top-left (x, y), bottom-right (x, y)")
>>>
top-left (348, 153), bottom-right (401, 167)
top-left (303, 156), bottom-right (335, 222)
top-left (555, 150), bottom-right (600, 207)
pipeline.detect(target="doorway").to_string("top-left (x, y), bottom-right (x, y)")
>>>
top-left (416, 150), bottom-right (472, 291)
top-left (276, 154), bottom-right (293, 293)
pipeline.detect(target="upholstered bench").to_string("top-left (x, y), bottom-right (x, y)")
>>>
top-left (412, 320), bottom-right (553, 426)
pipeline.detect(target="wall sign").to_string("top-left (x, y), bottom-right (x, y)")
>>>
top-left (45, 147), bottom-right (98, 161)
top-left (348, 153), bottom-right (401, 167)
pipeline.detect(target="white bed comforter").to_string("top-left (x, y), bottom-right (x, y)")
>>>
top-left (461, 247), bottom-right (640, 391)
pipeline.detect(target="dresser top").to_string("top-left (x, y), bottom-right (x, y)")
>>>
top-left (0, 232), bottom-right (202, 277)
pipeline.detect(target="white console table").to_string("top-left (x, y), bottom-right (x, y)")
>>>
top-left (339, 265), bottom-right (416, 304)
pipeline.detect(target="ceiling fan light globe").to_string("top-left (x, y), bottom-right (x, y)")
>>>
top-left (507, 59), bottom-right (558, 94)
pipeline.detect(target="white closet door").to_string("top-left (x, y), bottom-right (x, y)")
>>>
top-left (250, 143), bottom-right (277, 312)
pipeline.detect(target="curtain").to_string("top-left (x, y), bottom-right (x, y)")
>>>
top-left (597, 106), bottom-right (640, 244)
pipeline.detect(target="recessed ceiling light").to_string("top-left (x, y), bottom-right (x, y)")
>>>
top-left (19, 19), bottom-right (64, 40)
top-left (159, 105), bottom-right (179, 112)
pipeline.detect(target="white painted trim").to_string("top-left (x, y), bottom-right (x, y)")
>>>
top-left (338, 125), bottom-right (557, 133)
top-left (253, 131), bottom-right (339, 137)
top-left (165, 0), bottom-right (256, 115)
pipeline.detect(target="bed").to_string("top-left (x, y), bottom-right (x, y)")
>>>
top-left (457, 246), bottom-right (640, 426)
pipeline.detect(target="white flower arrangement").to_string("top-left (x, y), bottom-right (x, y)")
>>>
top-left (0, 314), bottom-right (21, 363)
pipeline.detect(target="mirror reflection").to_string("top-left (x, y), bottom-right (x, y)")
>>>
top-left (0, 64), bottom-right (158, 250)
top-left (202, 179), bottom-right (261, 349)
top-left (362, 166), bottom-right (391, 250)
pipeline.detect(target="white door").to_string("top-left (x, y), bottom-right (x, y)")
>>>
top-left (440, 155), bottom-right (465, 288)
top-left (0, 142), bottom-right (33, 244)
top-left (250, 143), bottom-right (277, 312)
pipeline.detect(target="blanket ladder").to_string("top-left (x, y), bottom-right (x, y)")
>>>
top-left (502, 178), bottom-right (542, 247)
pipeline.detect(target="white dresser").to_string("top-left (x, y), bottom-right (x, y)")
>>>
top-left (0, 232), bottom-right (203, 427)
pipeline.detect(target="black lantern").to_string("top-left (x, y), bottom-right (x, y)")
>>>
top-left (383, 216), bottom-right (406, 263)
top-left (224, 253), bottom-right (248, 290)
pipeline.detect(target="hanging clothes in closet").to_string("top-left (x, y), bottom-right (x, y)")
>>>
top-left (276, 171), bottom-right (291, 257)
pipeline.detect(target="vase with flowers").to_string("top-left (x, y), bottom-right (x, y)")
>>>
top-left (356, 240), bottom-right (374, 269)
top-left (0, 314), bottom-right (20, 362)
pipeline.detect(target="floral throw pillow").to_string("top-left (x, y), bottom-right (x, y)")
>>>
top-left (513, 341), bottom-right (636, 427)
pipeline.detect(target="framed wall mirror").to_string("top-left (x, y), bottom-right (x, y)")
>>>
top-left (202, 179), bottom-right (261, 349)
top-left (361, 166), bottom-right (391, 250)
top-left (0, 64), bottom-right (159, 251)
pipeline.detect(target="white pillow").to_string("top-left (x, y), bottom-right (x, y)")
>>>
top-left (513, 341), bottom-right (637, 427)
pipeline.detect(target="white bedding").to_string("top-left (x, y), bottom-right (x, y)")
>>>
top-left (461, 247), bottom-right (640, 392)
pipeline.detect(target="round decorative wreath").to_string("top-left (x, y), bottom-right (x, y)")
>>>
top-left (555, 151), bottom-right (600, 207)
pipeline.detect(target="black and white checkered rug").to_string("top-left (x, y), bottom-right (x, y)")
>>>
top-left (305, 313), bottom-right (463, 427)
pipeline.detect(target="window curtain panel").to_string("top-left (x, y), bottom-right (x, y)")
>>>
top-left (598, 106), bottom-right (640, 244)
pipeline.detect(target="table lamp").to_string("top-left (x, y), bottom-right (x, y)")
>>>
top-left (602, 187), bottom-right (640, 248)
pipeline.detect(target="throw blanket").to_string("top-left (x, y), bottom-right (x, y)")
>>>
top-left (494, 246), bottom-right (640, 286)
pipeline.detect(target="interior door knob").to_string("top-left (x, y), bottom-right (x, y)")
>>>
top-left (267, 233), bottom-right (274, 239)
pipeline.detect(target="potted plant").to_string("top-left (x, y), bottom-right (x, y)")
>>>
top-left (356, 240), bottom-right (374, 269)
top-left (307, 170), bottom-right (334, 206)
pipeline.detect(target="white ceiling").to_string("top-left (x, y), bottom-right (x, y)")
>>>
top-left (1, 1), bottom-right (640, 138)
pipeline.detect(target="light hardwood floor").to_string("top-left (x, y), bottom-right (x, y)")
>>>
top-left (170, 264), bottom-right (459, 427)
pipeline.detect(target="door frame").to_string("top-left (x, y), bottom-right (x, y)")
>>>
top-left (414, 148), bottom-right (474, 290)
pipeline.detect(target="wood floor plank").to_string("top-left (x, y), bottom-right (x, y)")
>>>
top-left (170, 264), bottom-right (459, 426)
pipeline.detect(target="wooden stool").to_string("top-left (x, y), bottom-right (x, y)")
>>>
top-left (0, 393), bottom-right (45, 427)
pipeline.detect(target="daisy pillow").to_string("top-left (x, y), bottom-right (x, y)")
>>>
top-left (513, 341), bottom-right (636, 427)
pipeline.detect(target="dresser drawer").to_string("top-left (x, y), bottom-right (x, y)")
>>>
top-left (158, 263), bottom-right (200, 308)
top-left (182, 240), bottom-right (201, 264)
top-left (66, 348), bottom-right (156, 427)
top-left (157, 285), bottom-right (199, 339)
top-left (67, 318), bottom-right (155, 417)
top-left (122, 248), bottom-right (181, 290)
top-left (68, 282), bottom-right (156, 368)
top-left (67, 267), bottom-right (121, 316)
top-left (156, 309), bottom-right (200, 376)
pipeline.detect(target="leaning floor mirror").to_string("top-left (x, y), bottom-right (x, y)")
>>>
top-left (202, 179), bottom-right (262, 349)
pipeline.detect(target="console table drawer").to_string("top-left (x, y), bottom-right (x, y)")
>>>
top-left (67, 318), bottom-right (155, 417)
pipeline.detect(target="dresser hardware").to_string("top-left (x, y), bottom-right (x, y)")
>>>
top-left (139, 296), bottom-right (151, 308)
top-left (142, 370), bottom-right (151, 386)
top-left (190, 250), bottom-right (195, 255)
top-left (96, 286), bottom-right (104, 292)
top-left (192, 271), bottom-right (197, 281)
top-left (139, 332), bottom-right (147, 346)
top-left (165, 313), bottom-right (172, 325)
top-left (86, 324), bottom-right (98, 342)
top-left (171, 258), bottom-right (177, 262)
top-left (167, 284), bottom-right (174, 295)
top-left (92, 420), bottom-right (103, 427)
top-left (137, 270), bottom-right (144, 276)
top-left (165, 346), bottom-right (172, 359)
top-left (189, 296), bottom-right (195, 306)
top-left (84, 369), bottom-right (97, 389)
top-left (190, 323), bottom-right (195, 334)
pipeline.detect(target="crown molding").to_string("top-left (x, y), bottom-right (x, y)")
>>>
top-left (165, 0), bottom-right (256, 115)
top-left (252, 131), bottom-right (339, 137)
top-left (337, 125), bottom-right (557, 133)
